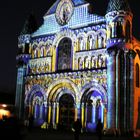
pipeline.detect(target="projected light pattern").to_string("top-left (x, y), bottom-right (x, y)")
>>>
top-left (16, 0), bottom-right (140, 134)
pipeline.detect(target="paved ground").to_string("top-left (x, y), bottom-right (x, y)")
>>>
top-left (21, 128), bottom-right (140, 140)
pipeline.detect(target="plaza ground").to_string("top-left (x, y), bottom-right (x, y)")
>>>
top-left (21, 128), bottom-right (140, 140)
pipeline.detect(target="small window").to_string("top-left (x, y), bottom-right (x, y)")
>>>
top-left (125, 21), bottom-right (131, 42)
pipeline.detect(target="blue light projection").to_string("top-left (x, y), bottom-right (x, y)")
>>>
top-left (33, 4), bottom-right (105, 37)
top-left (16, 0), bottom-right (140, 135)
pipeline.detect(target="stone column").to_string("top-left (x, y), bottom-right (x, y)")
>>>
top-left (74, 104), bottom-right (78, 122)
top-left (52, 46), bottom-right (56, 72)
top-left (52, 102), bottom-right (56, 128)
top-left (44, 102), bottom-right (47, 122)
top-left (77, 103), bottom-right (81, 120)
top-left (126, 51), bottom-right (131, 131)
top-left (92, 98), bottom-right (97, 123)
top-left (34, 104), bottom-right (37, 119)
top-left (56, 102), bottom-right (59, 124)
top-left (107, 49), bottom-right (116, 129)
top-left (39, 103), bottom-right (43, 119)
top-left (48, 102), bottom-right (51, 124)
top-left (101, 104), bottom-right (104, 123)
top-left (92, 105), bottom-right (96, 123)
top-left (81, 103), bottom-right (85, 128)
top-left (104, 108), bottom-right (107, 129)
top-left (116, 51), bottom-right (120, 130)
top-left (129, 50), bottom-right (135, 131)
top-left (29, 105), bottom-right (32, 117)
top-left (85, 103), bottom-right (88, 128)
top-left (123, 52), bottom-right (127, 130)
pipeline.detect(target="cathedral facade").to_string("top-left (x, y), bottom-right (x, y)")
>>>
top-left (15, 0), bottom-right (140, 134)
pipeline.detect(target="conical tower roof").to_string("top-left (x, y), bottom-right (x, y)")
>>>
top-left (20, 13), bottom-right (38, 35)
top-left (106, 0), bottom-right (131, 13)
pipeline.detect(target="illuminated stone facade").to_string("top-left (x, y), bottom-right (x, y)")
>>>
top-left (16, 0), bottom-right (140, 134)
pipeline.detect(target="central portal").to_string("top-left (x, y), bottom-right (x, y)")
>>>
top-left (59, 94), bottom-right (75, 130)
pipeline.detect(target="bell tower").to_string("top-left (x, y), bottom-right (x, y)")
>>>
top-left (15, 13), bottom-right (38, 120)
top-left (105, 0), bottom-right (135, 133)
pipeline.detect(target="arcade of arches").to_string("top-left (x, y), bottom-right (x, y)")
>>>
top-left (25, 82), bottom-right (107, 132)
top-left (16, 0), bottom-right (140, 135)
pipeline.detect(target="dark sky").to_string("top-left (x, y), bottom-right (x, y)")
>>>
top-left (0, 0), bottom-right (139, 95)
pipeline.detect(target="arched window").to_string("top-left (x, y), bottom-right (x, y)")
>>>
top-left (25, 43), bottom-right (29, 54)
top-left (136, 63), bottom-right (140, 87)
top-left (125, 20), bottom-right (131, 42)
top-left (116, 22), bottom-right (123, 38)
top-left (57, 38), bottom-right (72, 71)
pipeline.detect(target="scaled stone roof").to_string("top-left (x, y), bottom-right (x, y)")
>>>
top-left (106, 0), bottom-right (131, 13)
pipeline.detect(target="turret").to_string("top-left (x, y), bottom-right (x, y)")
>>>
top-left (105, 0), bottom-right (133, 49)
top-left (105, 0), bottom-right (134, 133)
top-left (15, 13), bottom-right (38, 119)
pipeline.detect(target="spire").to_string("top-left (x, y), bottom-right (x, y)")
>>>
top-left (106, 0), bottom-right (131, 13)
top-left (20, 12), bottom-right (38, 35)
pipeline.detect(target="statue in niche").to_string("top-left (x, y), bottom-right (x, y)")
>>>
top-left (80, 37), bottom-right (85, 50)
top-left (102, 36), bottom-right (105, 48)
top-left (98, 55), bottom-right (106, 68)
top-left (37, 63), bottom-right (41, 73)
top-left (40, 47), bottom-right (44, 57)
top-left (91, 57), bottom-right (96, 68)
top-left (34, 49), bottom-right (37, 58)
top-left (85, 57), bottom-right (89, 69)
top-left (46, 49), bottom-right (50, 56)
top-left (102, 56), bottom-right (106, 67)
top-left (78, 59), bottom-right (83, 70)
top-left (44, 63), bottom-right (49, 72)
top-left (89, 35), bottom-right (95, 49)
top-left (60, 51), bottom-right (70, 70)
top-left (98, 55), bottom-right (103, 67)
top-left (47, 44), bottom-right (51, 56)
top-left (78, 58), bottom-right (81, 69)
top-left (62, 4), bottom-right (70, 24)
top-left (98, 36), bottom-right (103, 48)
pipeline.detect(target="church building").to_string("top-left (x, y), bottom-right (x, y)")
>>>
top-left (15, 0), bottom-right (140, 134)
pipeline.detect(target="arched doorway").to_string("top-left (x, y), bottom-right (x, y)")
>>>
top-left (86, 91), bottom-right (104, 132)
top-left (59, 94), bottom-right (75, 130)
top-left (25, 90), bottom-right (46, 127)
top-left (81, 89), bottom-right (107, 132)
top-left (57, 37), bottom-right (72, 71)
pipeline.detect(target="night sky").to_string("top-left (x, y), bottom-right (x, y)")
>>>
top-left (0, 0), bottom-right (139, 95)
